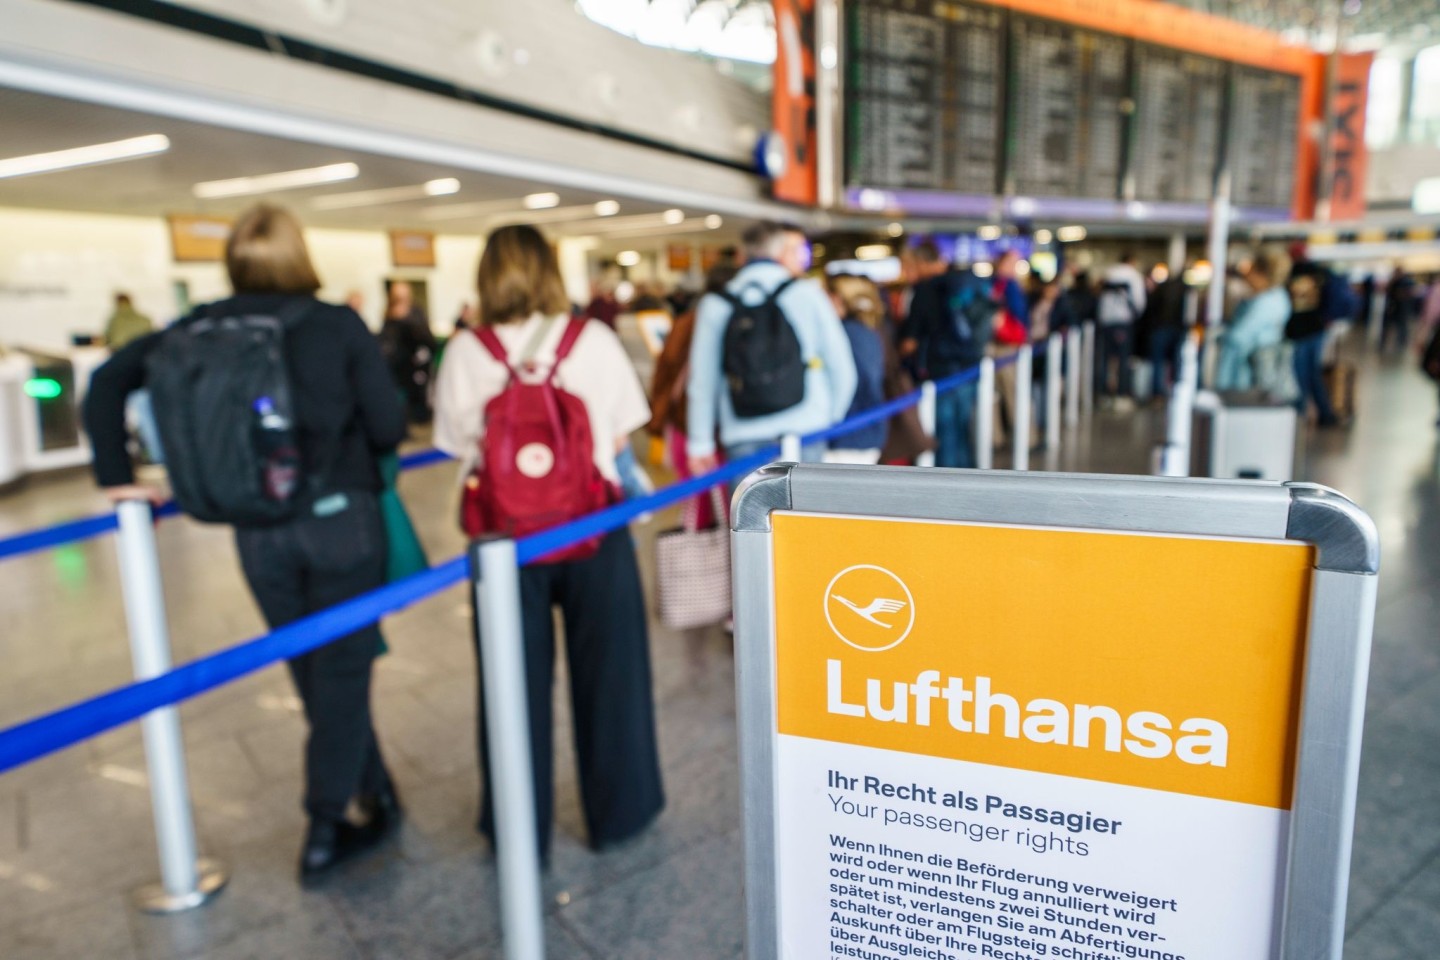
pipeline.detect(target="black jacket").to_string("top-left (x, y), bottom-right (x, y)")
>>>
top-left (85, 294), bottom-right (406, 493)
top-left (907, 269), bottom-right (989, 376)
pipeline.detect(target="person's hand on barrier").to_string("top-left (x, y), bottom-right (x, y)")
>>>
top-left (688, 453), bottom-right (719, 476)
top-left (102, 484), bottom-right (166, 507)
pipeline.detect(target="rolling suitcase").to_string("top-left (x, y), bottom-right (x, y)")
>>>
top-left (1323, 363), bottom-right (1356, 421)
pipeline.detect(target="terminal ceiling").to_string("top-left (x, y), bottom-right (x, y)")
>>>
top-left (0, 87), bottom-right (735, 243)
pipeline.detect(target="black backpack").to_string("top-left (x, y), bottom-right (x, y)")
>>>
top-left (946, 270), bottom-right (998, 349)
top-left (145, 300), bottom-right (312, 525)
top-left (719, 278), bottom-right (807, 418)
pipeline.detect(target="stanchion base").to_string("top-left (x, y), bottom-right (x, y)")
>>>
top-left (132, 858), bottom-right (229, 914)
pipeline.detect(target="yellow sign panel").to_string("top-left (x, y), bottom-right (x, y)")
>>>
top-left (773, 513), bottom-right (1314, 810)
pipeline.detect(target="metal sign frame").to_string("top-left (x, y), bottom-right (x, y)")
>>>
top-left (732, 463), bottom-right (1379, 960)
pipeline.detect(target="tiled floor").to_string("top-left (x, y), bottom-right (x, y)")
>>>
top-left (0, 345), bottom-right (1435, 958)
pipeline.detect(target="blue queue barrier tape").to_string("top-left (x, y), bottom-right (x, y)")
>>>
top-left (0, 513), bottom-right (119, 561)
top-left (0, 556), bottom-right (470, 774)
top-left (0, 448), bottom-right (452, 564)
top-left (514, 448), bottom-right (778, 565)
top-left (399, 448), bottom-right (454, 470)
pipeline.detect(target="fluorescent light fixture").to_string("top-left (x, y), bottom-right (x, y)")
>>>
top-left (594, 200), bottom-right (621, 216)
top-left (1056, 225), bottom-right (1088, 243)
top-left (973, 262), bottom-right (995, 278)
top-left (0, 134), bottom-right (170, 180)
top-left (887, 222), bottom-right (904, 238)
top-left (194, 162), bottom-right (358, 199)
top-left (663, 208), bottom-right (685, 225)
top-left (1414, 177), bottom-right (1440, 214)
top-left (311, 178), bottom-right (460, 210)
top-left (978, 224), bottom-right (1002, 241)
top-left (855, 243), bottom-right (892, 261)
top-left (616, 250), bottom-right (642, 267)
top-left (523, 192), bottom-right (561, 209)
top-left (1014, 260), bottom-right (1031, 277)
top-left (705, 214), bottom-right (723, 229)
top-left (1034, 228), bottom-right (1054, 245)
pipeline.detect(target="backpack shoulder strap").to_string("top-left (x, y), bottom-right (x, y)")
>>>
top-left (552, 316), bottom-right (589, 366)
top-left (765, 277), bottom-right (799, 304)
top-left (472, 326), bottom-right (519, 378)
top-left (276, 298), bottom-right (315, 329)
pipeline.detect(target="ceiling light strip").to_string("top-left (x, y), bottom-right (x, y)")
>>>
top-left (193, 161), bottom-right (359, 199)
top-left (0, 134), bottom-right (170, 180)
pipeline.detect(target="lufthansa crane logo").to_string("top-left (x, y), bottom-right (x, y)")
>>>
top-left (824, 565), bottom-right (915, 652)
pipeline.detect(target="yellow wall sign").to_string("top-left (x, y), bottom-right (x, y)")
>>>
top-left (769, 512), bottom-right (1316, 957)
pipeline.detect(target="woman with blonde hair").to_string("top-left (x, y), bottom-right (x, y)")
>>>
top-left (433, 224), bottom-right (663, 860)
top-left (824, 273), bottom-right (891, 464)
top-left (85, 204), bottom-right (407, 880)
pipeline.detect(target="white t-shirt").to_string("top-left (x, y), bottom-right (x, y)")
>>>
top-left (433, 313), bottom-right (650, 483)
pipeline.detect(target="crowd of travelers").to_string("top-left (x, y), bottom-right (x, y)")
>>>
top-left (81, 203), bottom-right (1440, 886)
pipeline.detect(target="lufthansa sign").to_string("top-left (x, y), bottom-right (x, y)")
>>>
top-left (732, 465), bottom-right (1379, 960)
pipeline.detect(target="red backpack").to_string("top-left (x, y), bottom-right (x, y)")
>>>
top-left (460, 317), bottom-right (611, 562)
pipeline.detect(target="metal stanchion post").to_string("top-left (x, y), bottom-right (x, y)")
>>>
top-left (976, 357), bottom-right (995, 470)
top-left (1013, 345), bottom-right (1032, 471)
top-left (1080, 322), bottom-right (1096, 416)
top-left (1046, 333), bottom-right (1062, 450)
top-left (471, 538), bottom-right (546, 960)
top-left (1065, 329), bottom-right (1081, 427)
top-left (1157, 336), bottom-right (1201, 478)
top-left (113, 500), bottom-right (228, 913)
top-left (780, 433), bottom-right (802, 463)
top-left (916, 380), bottom-right (936, 468)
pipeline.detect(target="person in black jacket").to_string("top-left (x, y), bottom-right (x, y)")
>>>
top-left (83, 205), bottom-right (408, 882)
top-left (1286, 247), bottom-right (1353, 427)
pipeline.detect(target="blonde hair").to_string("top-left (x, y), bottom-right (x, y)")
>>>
top-left (827, 274), bottom-right (884, 330)
top-left (225, 204), bottom-right (321, 295)
top-left (1249, 247), bottom-right (1292, 289)
top-left (477, 225), bottom-right (570, 325)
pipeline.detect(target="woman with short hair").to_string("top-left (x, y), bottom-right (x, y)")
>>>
top-left (433, 224), bottom-right (664, 860)
top-left (84, 204), bottom-right (407, 881)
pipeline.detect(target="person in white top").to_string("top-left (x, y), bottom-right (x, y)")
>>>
top-left (1096, 253), bottom-right (1149, 405)
top-left (432, 224), bottom-right (663, 860)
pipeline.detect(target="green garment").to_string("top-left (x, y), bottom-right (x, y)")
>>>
top-left (105, 305), bottom-right (154, 349)
top-left (378, 452), bottom-right (429, 584)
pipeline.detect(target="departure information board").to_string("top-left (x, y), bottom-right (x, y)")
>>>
top-left (841, 0), bottom-right (1304, 218)
top-left (845, 0), bottom-right (1003, 194)
top-left (1131, 46), bottom-right (1227, 204)
top-left (1008, 17), bottom-right (1128, 199)
top-left (1229, 66), bottom-right (1303, 209)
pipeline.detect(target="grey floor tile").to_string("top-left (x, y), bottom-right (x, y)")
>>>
top-left (556, 830), bottom-right (744, 960)
top-left (0, 893), bottom-right (138, 960)
top-left (322, 848), bottom-right (501, 960)
top-left (1346, 848), bottom-right (1440, 960)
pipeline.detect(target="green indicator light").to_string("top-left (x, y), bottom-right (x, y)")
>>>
top-left (24, 378), bottom-right (63, 400)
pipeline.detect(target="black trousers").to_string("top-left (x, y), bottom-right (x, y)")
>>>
top-left (475, 527), bottom-right (664, 859)
top-left (236, 492), bottom-right (392, 822)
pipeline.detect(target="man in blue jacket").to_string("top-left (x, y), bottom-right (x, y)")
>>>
top-left (686, 222), bottom-right (857, 483)
top-left (903, 255), bottom-right (995, 468)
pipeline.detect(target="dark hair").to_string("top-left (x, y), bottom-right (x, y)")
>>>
top-left (704, 263), bottom-right (739, 295)
top-left (476, 224), bottom-right (571, 325)
top-left (1119, 252), bottom-right (1136, 265)
top-left (225, 204), bottom-right (322, 295)
top-left (913, 241), bottom-right (942, 264)
top-left (114, 293), bottom-right (132, 307)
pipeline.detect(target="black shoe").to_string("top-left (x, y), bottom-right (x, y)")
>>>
top-left (359, 783), bottom-right (403, 834)
top-left (299, 818), bottom-right (383, 882)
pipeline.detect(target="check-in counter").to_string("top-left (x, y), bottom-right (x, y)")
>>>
top-left (0, 345), bottom-right (110, 483)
